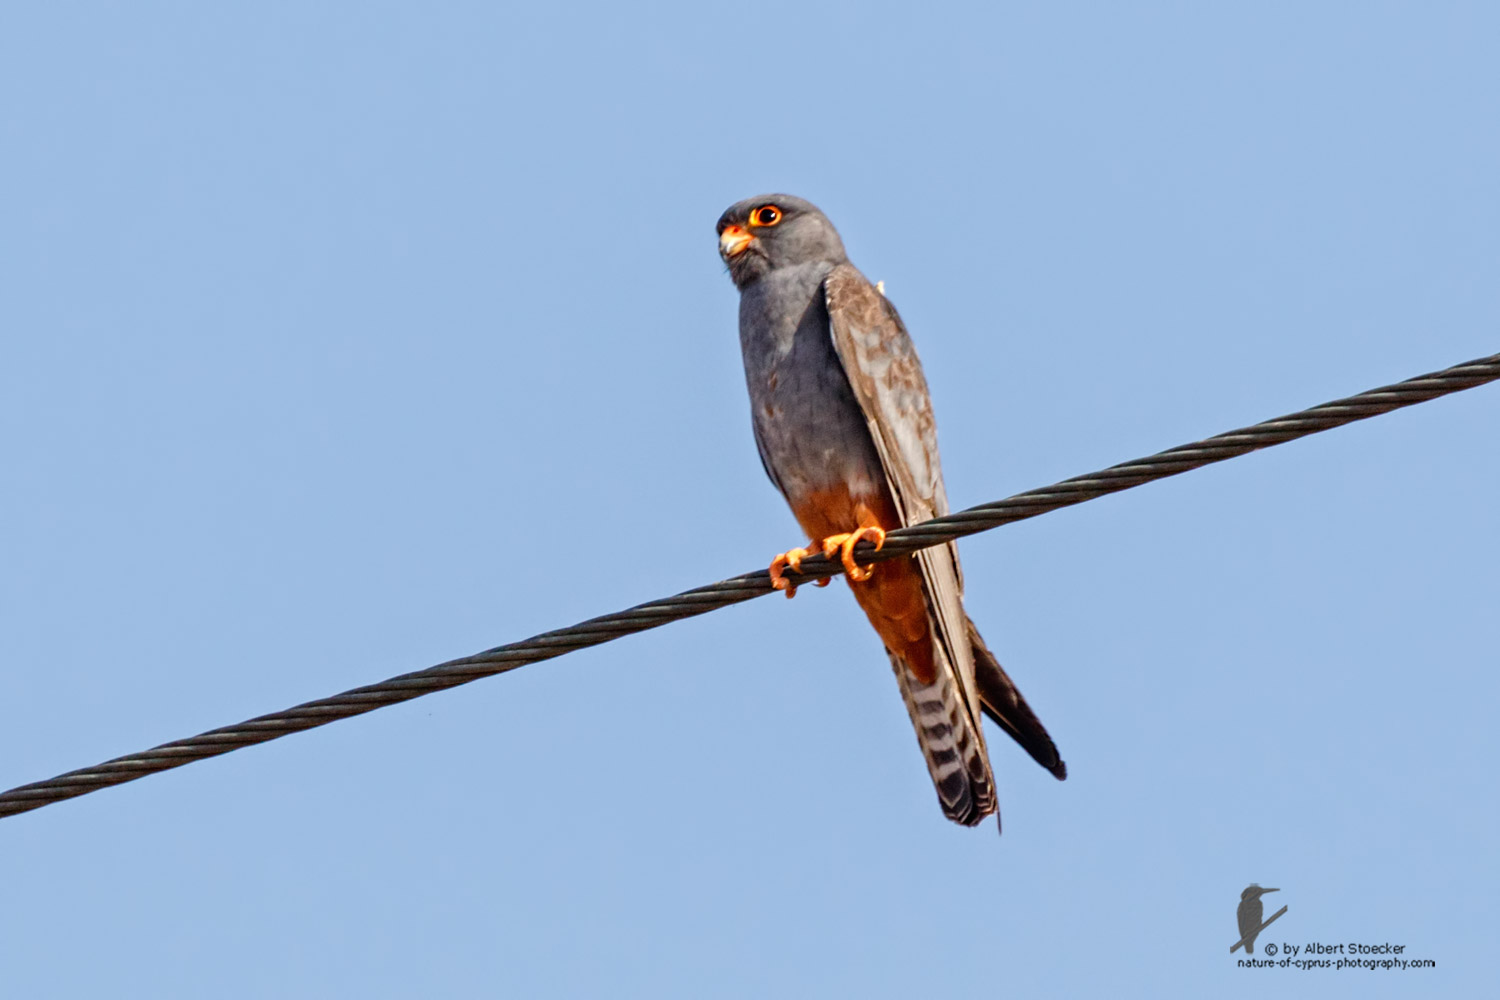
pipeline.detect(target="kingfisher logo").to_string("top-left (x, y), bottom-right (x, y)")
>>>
top-left (1231, 884), bottom-right (1287, 953)
top-left (1229, 884), bottom-right (1435, 971)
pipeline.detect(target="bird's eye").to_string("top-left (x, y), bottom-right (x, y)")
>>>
top-left (750, 205), bottom-right (782, 227)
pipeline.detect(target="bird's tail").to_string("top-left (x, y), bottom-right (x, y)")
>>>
top-left (967, 617), bottom-right (1067, 780)
top-left (888, 648), bottom-right (997, 826)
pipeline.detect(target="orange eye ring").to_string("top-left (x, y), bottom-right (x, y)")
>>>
top-left (748, 204), bottom-right (782, 228)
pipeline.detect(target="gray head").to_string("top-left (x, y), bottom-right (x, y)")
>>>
top-left (1240, 885), bottom-right (1279, 902)
top-left (716, 194), bottom-right (848, 289)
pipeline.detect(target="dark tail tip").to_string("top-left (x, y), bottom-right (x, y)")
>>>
top-left (966, 618), bottom-right (1068, 780)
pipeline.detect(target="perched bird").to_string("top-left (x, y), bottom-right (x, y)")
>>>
top-left (1236, 885), bottom-right (1279, 954)
top-left (717, 194), bottom-right (1066, 828)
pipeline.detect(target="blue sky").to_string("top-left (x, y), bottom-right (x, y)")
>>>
top-left (2, 3), bottom-right (1496, 997)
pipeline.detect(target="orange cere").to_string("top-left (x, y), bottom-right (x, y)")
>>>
top-left (719, 225), bottom-right (752, 258)
top-left (788, 485), bottom-right (937, 685)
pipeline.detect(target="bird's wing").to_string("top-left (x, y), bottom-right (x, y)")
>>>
top-left (823, 264), bottom-right (996, 823)
top-left (967, 617), bottom-right (1067, 779)
top-left (822, 264), bottom-right (963, 657)
top-left (749, 420), bottom-right (787, 498)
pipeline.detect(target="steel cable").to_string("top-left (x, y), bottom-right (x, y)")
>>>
top-left (2, 350), bottom-right (1496, 819)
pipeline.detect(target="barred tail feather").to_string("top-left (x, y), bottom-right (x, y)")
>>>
top-left (888, 649), bottom-right (997, 826)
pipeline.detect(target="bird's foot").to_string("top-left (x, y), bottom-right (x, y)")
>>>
top-left (768, 546), bottom-right (832, 598)
top-left (819, 526), bottom-right (886, 582)
top-left (769, 526), bottom-right (887, 594)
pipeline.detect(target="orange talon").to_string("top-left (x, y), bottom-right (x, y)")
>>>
top-left (821, 527), bottom-right (886, 582)
top-left (769, 546), bottom-right (812, 598)
top-left (770, 545), bottom-right (834, 598)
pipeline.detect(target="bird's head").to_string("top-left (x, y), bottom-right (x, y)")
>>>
top-left (716, 194), bottom-right (847, 289)
top-left (1241, 885), bottom-right (1279, 901)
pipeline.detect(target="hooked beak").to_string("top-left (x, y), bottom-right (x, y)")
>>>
top-left (719, 225), bottom-right (753, 259)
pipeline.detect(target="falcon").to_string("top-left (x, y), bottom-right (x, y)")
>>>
top-left (717, 194), bottom-right (1066, 828)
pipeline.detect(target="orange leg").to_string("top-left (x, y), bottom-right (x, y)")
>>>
top-left (819, 527), bottom-right (887, 582)
top-left (768, 545), bottom-right (832, 599)
top-left (768, 526), bottom-right (888, 597)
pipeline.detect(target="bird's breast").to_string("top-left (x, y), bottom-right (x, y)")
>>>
top-left (737, 265), bottom-right (888, 510)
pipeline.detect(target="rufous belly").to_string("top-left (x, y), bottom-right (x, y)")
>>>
top-left (788, 483), bottom-right (937, 685)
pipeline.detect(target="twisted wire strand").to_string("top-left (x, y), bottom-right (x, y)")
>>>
top-left (2, 351), bottom-right (1495, 819)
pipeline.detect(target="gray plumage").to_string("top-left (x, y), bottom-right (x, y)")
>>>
top-left (1237, 885), bottom-right (1279, 953)
top-left (718, 194), bottom-right (1065, 828)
